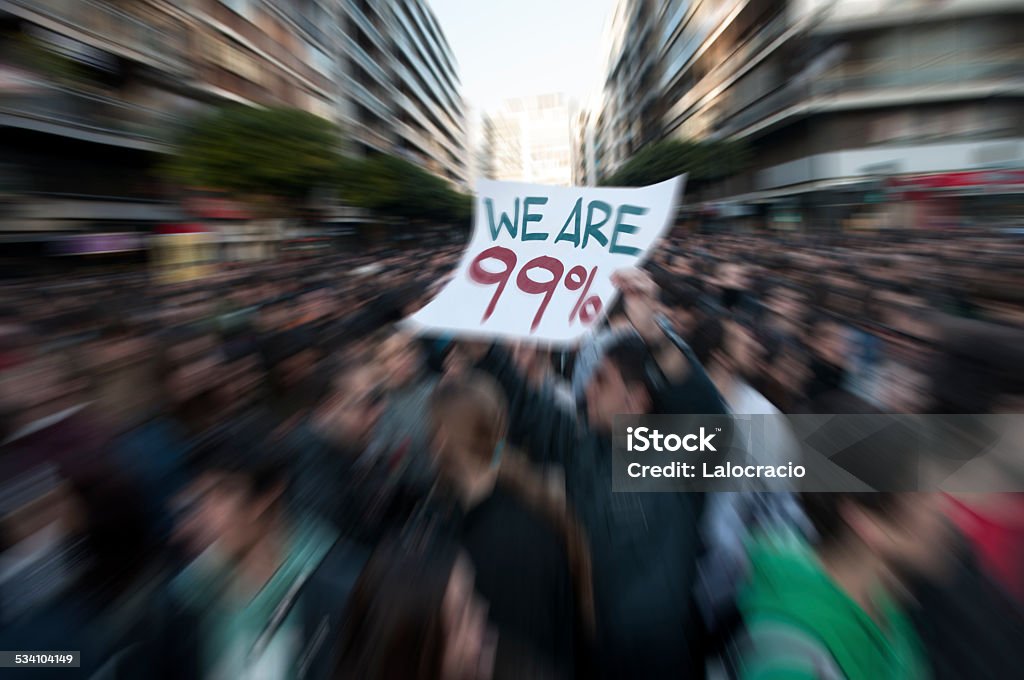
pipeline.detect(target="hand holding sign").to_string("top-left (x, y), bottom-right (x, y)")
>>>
top-left (404, 176), bottom-right (684, 344)
top-left (611, 267), bottom-right (660, 341)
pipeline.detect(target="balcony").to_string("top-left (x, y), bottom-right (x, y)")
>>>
top-left (814, 53), bottom-right (1024, 94)
top-left (391, 71), bottom-right (462, 154)
top-left (341, 32), bottom-right (391, 88)
top-left (342, 73), bottom-right (391, 120)
top-left (2, 0), bottom-right (185, 71)
top-left (714, 81), bottom-right (807, 138)
top-left (397, 2), bottom-right (460, 90)
top-left (346, 5), bottom-right (389, 56)
top-left (0, 77), bottom-right (175, 149)
top-left (391, 31), bottom-right (462, 121)
top-left (351, 124), bottom-right (392, 153)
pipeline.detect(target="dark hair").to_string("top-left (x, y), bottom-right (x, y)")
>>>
top-left (261, 328), bottom-right (317, 370)
top-left (72, 468), bottom-right (154, 602)
top-left (334, 538), bottom-right (461, 680)
top-left (603, 335), bottom-right (656, 396)
top-left (689, 315), bottom-right (725, 367)
top-left (665, 284), bottom-right (702, 311)
top-left (801, 493), bottom-right (904, 548)
top-left (190, 417), bottom-right (289, 499)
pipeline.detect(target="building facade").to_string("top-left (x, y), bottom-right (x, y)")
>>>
top-left (336, 0), bottom-right (467, 186)
top-left (0, 0), bottom-right (468, 254)
top-left (0, 0), bottom-right (197, 246)
top-left (488, 93), bottom-right (574, 186)
top-left (596, 0), bottom-right (1024, 229)
top-left (571, 106), bottom-right (598, 186)
top-left (467, 109), bottom-right (495, 186)
top-left (188, 0), bottom-right (336, 117)
top-left (595, 0), bottom-right (661, 179)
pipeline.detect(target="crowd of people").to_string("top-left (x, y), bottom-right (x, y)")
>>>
top-left (1, 227), bottom-right (1023, 679)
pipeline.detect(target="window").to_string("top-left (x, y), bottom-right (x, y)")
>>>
top-left (221, 0), bottom-right (254, 20)
top-left (309, 45), bottom-right (332, 76)
top-left (660, 0), bottom-right (692, 52)
top-left (869, 112), bottom-right (911, 144)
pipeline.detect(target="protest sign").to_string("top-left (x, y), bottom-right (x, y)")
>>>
top-left (403, 176), bottom-right (684, 344)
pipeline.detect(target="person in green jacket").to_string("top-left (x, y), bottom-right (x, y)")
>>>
top-left (738, 493), bottom-right (950, 680)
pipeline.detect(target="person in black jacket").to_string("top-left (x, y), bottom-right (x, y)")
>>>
top-left (288, 359), bottom-right (408, 547)
top-left (430, 373), bottom-right (595, 679)
top-left (457, 268), bottom-right (728, 679)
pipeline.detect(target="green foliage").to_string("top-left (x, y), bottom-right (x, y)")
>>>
top-left (602, 139), bottom-right (750, 187)
top-left (165, 105), bottom-right (341, 212)
top-left (341, 154), bottom-right (472, 225)
top-left (167, 104), bottom-right (471, 224)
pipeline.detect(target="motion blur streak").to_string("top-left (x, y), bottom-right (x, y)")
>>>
top-left (1, 0), bottom-right (1024, 679)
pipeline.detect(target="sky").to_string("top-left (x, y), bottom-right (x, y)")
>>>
top-left (429, 0), bottom-right (617, 113)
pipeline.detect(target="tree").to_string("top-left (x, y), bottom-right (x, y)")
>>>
top-left (602, 139), bottom-right (750, 187)
top-left (165, 105), bottom-right (342, 215)
top-left (340, 153), bottom-right (472, 225)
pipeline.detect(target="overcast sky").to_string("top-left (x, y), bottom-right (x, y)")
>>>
top-left (429, 0), bottom-right (616, 113)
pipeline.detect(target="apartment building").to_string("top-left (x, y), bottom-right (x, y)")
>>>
top-left (0, 0), bottom-right (468, 249)
top-left (596, 0), bottom-right (1024, 229)
top-left (488, 93), bottom-right (574, 186)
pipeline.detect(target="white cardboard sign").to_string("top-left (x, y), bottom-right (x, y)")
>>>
top-left (403, 176), bottom-right (684, 345)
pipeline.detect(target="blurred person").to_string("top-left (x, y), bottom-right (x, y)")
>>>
top-left (510, 344), bottom-right (574, 413)
top-left (875, 299), bottom-right (940, 372)
top-left (0, 352), bottom-right (114, 579)
top-left (164, 426), bottom-right (368, 680)
top-left (0, 351), bottom-right (95, 454)
top-left (688, 315), bottom-right (808, 636)
top-left (909, 492), bottom-right (1024, 680)
top-left (569, 301), bottom-right (634, 405)
top-left (430, 373), bottom-right (594, 679)
top-left (0, 460), bottom-right (86, 650)
top-left (737, 492), bottom-right (948, 680)
top-left (756, 339), bottom-right (810, 413)
top-left (764, 285), bottom-right (809, 341)
top-left (334, 538), bottom-right (499, 680)
top-left (504, 343), bottom-right (576, 469)
top-left (364, 330), bottom-right (439, 490)
top-left (109, 341), bottom-right (192, 544)
top-left (690, 316), bottom-right (792, 425)
top-left (288, 287), bottom-right (332, 330)
top-left (80, 320), bottom-right (158, 425)
top-left (158, 327), bottom-right (231, 443)
top-left (256, 298), bottom-right (296, 335)
top-left (0, 349), bottom-right (144, 669)
top-left (713, 262), bottom-right (751, 313)
top-left (220, 341), bottom-right (268, 414)
top-left (0, 460), bottom-right (175, 678)
top-left (873, 361), bottom-right (931, 414)
top-left (656, 279), bottom-right (703, 339)
top-left (261, 326), bottom-right (327, 429)
top-left (55, 470), bottom-right (170, 678)
top-left (921, 317), bottom-right (1024, 626)
top-left (797, 315), bottom-right (866, 411)
top-left (288, 360), bottom-right (416, 546)
top-left (465, 269), bottom-right (727, 679)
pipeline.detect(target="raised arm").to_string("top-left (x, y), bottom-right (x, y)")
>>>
top-left (613, 268), bottom-right (728, 415)
top-left (449, 340), bottom-right (576, 469)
